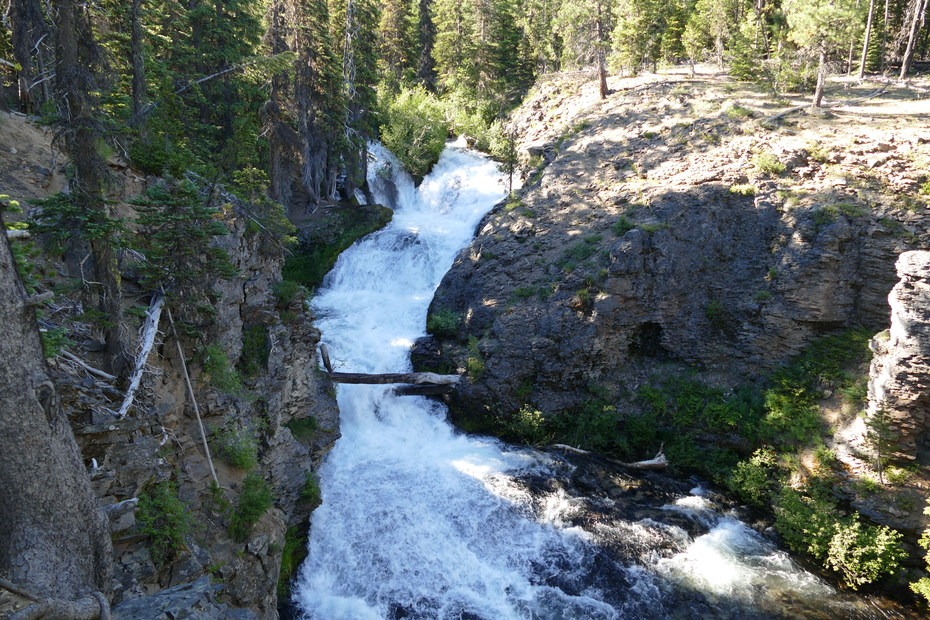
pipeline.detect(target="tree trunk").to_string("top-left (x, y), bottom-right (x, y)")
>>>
top-left (56, 0), bottom-right (129, 376)
top-left (813, 45), bottom-right (827, 107)
top-left (860, 0), bottom-right (877, 78)
top-left (130, 0), bottom-right (145, 122)
top-left (596, 0), bottom-right (608, 99)
top-left (9, 0), bottom-right (51, 113)
top-left (417, 0), bottom-right (437, 89)
top-left (899, 0), bottom-right (930, 79)
top-left (0, 224), bottom-right (112, 607)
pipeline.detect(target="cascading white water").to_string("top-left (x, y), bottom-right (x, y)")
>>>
top-left (294, 141), bottom-right (898, 620)
top-left (295, 140), bottom-right (628, 619)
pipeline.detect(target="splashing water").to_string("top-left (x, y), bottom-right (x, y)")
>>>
top-left (293, 141), bottom-right (907, 620)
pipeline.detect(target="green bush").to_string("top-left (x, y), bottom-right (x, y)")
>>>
top-left (286, 417), bottom-right (319, 444)
top-left (239, 324), bottom-right (270, 379)
top-left (752, 152), bottom-right (786, 176)
top-left (273, 280), bottom-right (306, 307)
top-left (912, 500), bottom-right (930, 603)
top-left (466, 336), bottom-right (485, 377)
top-left (201, 344), bottom-right (242, 394)
top-left (427, 309), bottom-right (460, 338)
top-left (279, 525), bottom-right (309, 598)
top-left (826, 517), bottom-right (905, 589)
top-left (612, 215), bottom-right (635, 236)
top-left (229, 472), bottom-right (274, 542)
top-left (502, 405), bottom-right (552, 446)
top-left (729, 447), bottom-right (782, 508)
top-left (300, 472), bottom-right (321, 506)
top-left (214, 427), bottom-right (258, 470)
top-left (774, 486), bottom-right (905, 589)
top-left (138, 481), bottom-right (191, 566)
top-left (380, 86), bottom-right (448, 178)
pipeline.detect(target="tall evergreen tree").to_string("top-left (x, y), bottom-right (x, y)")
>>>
top-left (379, 0), bottom-right (415, 86)
top-left (54, 0), bottom-right (129, 375)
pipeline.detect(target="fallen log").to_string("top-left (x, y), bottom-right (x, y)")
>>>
top-left (551, 443), bottom-right (668, 470)
top-left (320, 343), bottom-right (462, 391)
top-left (392, 383), bottom-right (457, 396)
top-left (329, 371), bottom-right (461, 385)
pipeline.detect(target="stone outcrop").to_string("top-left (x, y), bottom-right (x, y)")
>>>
top-left (418, 75), bottom-right (930, 425)
top-left (867, 251), bottom-right (930, 461)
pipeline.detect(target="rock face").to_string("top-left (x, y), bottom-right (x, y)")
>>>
top-left (419, 74), bottom-right (930, 425)
top-left (867, 251), bottom-right (930, 461)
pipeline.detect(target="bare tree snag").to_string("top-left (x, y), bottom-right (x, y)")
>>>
top-left (0, 213), bottom-right (112, 617)
top-left (116, 293), bottom-right (164, 418)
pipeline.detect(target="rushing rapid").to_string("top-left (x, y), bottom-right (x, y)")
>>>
top-left (293, 141), bottom-right (905, 619)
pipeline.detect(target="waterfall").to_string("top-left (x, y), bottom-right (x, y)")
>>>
top-left (293, 141), bottom-right (904, 620)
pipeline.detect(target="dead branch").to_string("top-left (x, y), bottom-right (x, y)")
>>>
top-left (6, 229), bottom-right (30, 239)
top-left (116, 293), bottom-right (164, 418)
top-left (59, 350), bottom-right (117, 382)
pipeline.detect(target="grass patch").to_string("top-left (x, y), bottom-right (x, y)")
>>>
top-left (239, 324), bottom-right (270, 379)
top-left (465, 336), bottom-right (485, 377)
top-left (612, 215), bottom-right (635, 236)
top-left (729, 183), bottom-right (757, 196)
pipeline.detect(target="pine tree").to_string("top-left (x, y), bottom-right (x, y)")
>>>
top-left (54, 0), bottom-right (129, 375)
top-left (784, 0), bottom-right (864, 106)
top-left (379, 0), bottom-right (415, 87)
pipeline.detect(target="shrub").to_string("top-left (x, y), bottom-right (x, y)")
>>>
top-left (138, 481), bottom-right (191, 566)
top-left (201, 344), bottom-right (242, 394)
top-left (503, 405), bottom-right (551, 446)
top-left (286, 417), bottom-right (319, 444)
top-left (826, 517), bottom-right (905, 589)
top-left (214, 427), bottom-right (258, 470)
top-left (705, 299), bottom-right (726, 328)
top-left (229, 472), bottom-right (274, 542)
top-left (466, 336), bottom-right (485, 377)
top-left (273, 280), bottom-right (306, 307)
top-left (775, 486), bottom-right (905, 589)
top-left (279, 526), bottom-right (309, 597)
top-left (612, 215), bottom-right (635, 236)
top-left (752, 152), bottom-right (786, 176)
top-left (729, 447), bottom-right (782, 508)
top-left (300, 472), bottom-right (321, 507)
top-left (239, 324), bottom-right (270, 379)
top-left (380, 86), bottom-right (448, 178)
top-left (426, 309), bottom-right (460, 338)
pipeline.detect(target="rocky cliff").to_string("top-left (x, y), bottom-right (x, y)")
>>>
top-left (0, 111), bottom-right (342, 618)
top-left (867, 251), bottom-right (930, 462)
top-left (419, 73), bottom-right (930, 427)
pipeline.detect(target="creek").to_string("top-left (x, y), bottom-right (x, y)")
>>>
top-left (293, 141), bottom-right (908, 619)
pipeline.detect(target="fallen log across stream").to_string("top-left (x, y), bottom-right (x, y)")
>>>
top-left (551, 443), bottom-right (669, 470)
top-left (320, 344), bottom-right (461, 395)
